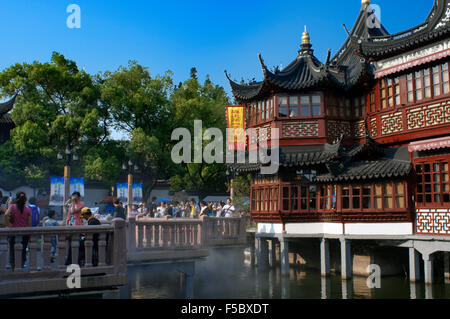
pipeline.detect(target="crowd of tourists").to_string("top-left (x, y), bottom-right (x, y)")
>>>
top-left (0, 190), bottom-right (240, 269)
top-left (0, 190), bottom-right (103, 270)
top-left (127, 197), bottom-right (237, 219)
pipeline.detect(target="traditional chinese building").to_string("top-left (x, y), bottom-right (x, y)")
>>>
top-left (226, 0), bottom-right (450, 239)
top-left (0, 95), bottom-right (16, 145)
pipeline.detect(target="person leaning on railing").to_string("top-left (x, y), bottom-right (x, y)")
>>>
top-left (0, 190), bottom-right (10, 228)
top-left (4, 192), bottom-right (32, 271)
top-left (79, 207), bottom-right (102, 267)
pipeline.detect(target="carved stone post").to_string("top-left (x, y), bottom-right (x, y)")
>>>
top-left (14, 239), bottom-right (23, 271)
top-left (28, 235), bottom-right (38, 272)
top-left (128, 216), bottom-right (136, 253)
top-left (57, 235), bottom-right (67, 270)
top-left (137, 223), bottom-right (144, 249)
top-left (112, 218), bottom-right (127, 274)
top-left (42, 234), bottom-right (52, 270)
top-left (71, 234), bottom-right (80, 266)
top-left (0, 236), bottom-right (8, 273)
top-left (85, 233), bottom-right (94, 267)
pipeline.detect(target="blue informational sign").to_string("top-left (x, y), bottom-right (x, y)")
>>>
top-left (117, 183), bottom-right (128, 203)
top-left (50, 176), bottom-right (64, 206)
top-left (132, 183), bottom-right (143, 205)
top-left (70, 177), bottom-right (85, 202)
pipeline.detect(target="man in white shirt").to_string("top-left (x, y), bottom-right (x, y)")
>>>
top-left (155, 202), bottom-right (168, 218)
top-left (222, 198), bottom-right (235, 218)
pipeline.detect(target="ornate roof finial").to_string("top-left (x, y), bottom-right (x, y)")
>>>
top-left (302, 25), bottom-right (310, 45)
top-left (299, 25), bottom-right (313, 54)
top-left (361, 0), bottom-right (371, 7)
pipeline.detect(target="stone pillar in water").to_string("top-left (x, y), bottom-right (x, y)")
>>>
top-left (409, 247), bottom-right (421, 282)
top-left (423, 254), bottom-right (434, 285)
top-left (320, 238), bottom-right (330, 277)
top-left (340, 238), bottom-right (352, 280)
top-left (280, 237), bottom-right (289, 276)
top-left (268, 239), bottom-right (277, 268)
top-left (256, 237), bottom-right (269, 269)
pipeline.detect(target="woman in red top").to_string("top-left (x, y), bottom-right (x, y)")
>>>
top-left (65, 192), bottom-right (84, 226)
top-left (5, 192), bottom-right (32, 270)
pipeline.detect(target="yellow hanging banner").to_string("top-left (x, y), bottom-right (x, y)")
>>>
top-left (226, 105), bottom-right (246, 151)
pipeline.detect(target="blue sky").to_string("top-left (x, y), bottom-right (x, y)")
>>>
top-left (0, 0), bottom-right (432, 99)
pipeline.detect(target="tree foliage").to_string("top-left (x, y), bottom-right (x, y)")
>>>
top-left (0, 55), bottom-right (232, 202)
top-left (168, 68), bottom-right (230, 201)
top-left (0, 52), bottom-right (107, 188)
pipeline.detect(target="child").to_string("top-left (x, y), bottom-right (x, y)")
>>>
top-left (44, 210), bottom-right (59, 263)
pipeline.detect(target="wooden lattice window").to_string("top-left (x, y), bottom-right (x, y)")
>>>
top-left (416, 158), bottom-right (450, 206)
top-left (282, 186), bottom-right (290, 211)
top-left (278, 96), bottom-right (288, 117)
top-left (407, 62), bottom-right (449, 104)
top-left (341, 182), bottom-right (406, 211)
top-left (370, 90), bottom-right (376, 113)
top-left (252, 185), bottom-right (279, 213)
top-left (380, 77), bottom-right (400, 109)
top-left (319, 185), bottom-right (336, 211)
top-left (354, 96), bottom-right (366, 118)
top-left (279, 183), bottom-right (317, 212)
top-left (278, 94), bottom-right (322, 118)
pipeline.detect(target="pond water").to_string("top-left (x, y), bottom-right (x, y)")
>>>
top-left (119, 247), bottom-right (450, 299)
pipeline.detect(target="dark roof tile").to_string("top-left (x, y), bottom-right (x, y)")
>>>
top-left (315, 159), bottom-right (412, 182)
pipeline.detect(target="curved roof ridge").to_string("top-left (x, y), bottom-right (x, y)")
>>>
top-left (0, 94), bottom-right (18, 116)
top-left (359, 0), bottom-right (450, 60)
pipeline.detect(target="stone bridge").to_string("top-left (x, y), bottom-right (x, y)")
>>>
top-left (0, 216), bottom-right (247, 298)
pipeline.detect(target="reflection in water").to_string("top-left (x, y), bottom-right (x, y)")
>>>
top-left (114, 247), bottom-right (450, 299)
top-left (352, 276), bottom-right (371, 299)
top-left (425, 284), bottom-right (433, 299)
top-left (410, 283), bottom-right (417, 299)
top-left (341, 280), bottom-right (352, 299)
top-left (268, 269), bottom-right (274, 298)
top-left (321, 277), bottom-right (330, 299)
top-left (281, 276), bottom-right (290, 299)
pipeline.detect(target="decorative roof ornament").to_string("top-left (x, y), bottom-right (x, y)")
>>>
top-left (302, 25), bottom-right (310, 45)
top-left (361, 0), bottom-right (371, 7)
top-left (300, 25), bottom-right (313, 54)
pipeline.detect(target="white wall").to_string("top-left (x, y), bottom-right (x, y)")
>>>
top-left (256, 222), bottom-right (414, 236)
top-left (0, 186), bottom-right (36, 200)
top-left (344, 223), bottom-right (413, 236)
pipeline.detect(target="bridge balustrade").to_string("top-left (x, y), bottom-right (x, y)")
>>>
top-left (127, 216), bottom-right (247, 252)
top-left (0, 218), bottom-right (127, 297)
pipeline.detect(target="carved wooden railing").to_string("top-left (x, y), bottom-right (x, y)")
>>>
top-left (415, 207), bottom-right (450, 236)
top-left (127, 216), bottom-right (247, 252)
top-left (0, 218), bottom-right (127, 283)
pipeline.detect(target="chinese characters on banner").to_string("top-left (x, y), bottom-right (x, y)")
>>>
top-left (50, 177), bottom-right (64, 206)
top-left (226, 105), bottom-right (246, 151)
top-left (132, 183), bottom-right (143, 205)
top-left (117, 183), bottom-right (128, 203)
top-left (70, 177), bottom-right (85, 202)
top-left (117, 183), bottom-right (143, 204)
top-left (49, 177), bottom-right (85, 206)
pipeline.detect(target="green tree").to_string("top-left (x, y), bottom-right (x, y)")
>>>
top-left (229, 174), bottom-right (251, 213)
top-left (169, 68), bottom-right (230, 201)
top-left (0, 52), bottom-right (107, 187)
top-left (100, 61), bottom-right (176, 201)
